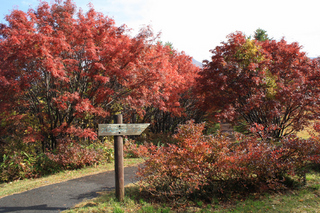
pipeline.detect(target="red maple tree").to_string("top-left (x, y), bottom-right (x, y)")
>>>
top-left (197, 32), bottom-right (320, 138)
top-left (0, 0), bottom-right (198, 150)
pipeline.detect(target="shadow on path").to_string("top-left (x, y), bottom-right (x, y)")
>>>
top-left (0, 166), bottom-right (138, 213)
top-left (0, 205), bottom-right (67, 213)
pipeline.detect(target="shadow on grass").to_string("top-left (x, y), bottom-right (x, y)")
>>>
top-left (67, 168), bottom-right (320, 213)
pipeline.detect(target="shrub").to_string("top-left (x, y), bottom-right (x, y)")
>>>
top-left (0, 137), bottom-right (61, 182)
top-left (33, 153), bottom-right (61, 176)
top-left (0, 151), bottom-right (28, 182)
top-left (137, 120), bottom-right (218, 199)
top-left (123, 138), bottom-right (152, 158)
top-left (123, 139), bottom-right (140, 158)
top-left (87, 139), bottom-right (114, 163)
top-left (0, 138), bottom-right (114, 183)
top-left (0, 151), bottom-right (60, 182)
top-left (136, 120), bottom-right (320, 200)
top-left (45, 139), bottom-right (106, 170)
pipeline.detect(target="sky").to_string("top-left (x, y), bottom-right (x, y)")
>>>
top-left (1, 0), bottom-right (320, 62)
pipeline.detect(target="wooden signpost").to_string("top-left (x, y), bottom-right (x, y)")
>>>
top-left (98, 124), bottom-right (150, 136)
top-left (98, 114), bottom-right (150, 201)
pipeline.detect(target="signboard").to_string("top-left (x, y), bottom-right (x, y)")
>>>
top-left (99, 114), bottom-right (150, 201)
top-left (98, 123), bottom-right (150, 136)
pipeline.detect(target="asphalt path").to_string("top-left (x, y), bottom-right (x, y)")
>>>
top-left (0, 166), bottom-right (138, 213)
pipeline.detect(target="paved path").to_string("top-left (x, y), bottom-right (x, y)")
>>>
top-left (0, 166), bottom-right (138, 213)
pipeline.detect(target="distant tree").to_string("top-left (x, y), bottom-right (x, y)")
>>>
top-left (197, 32), bottom-right (320, 139)
top-left (254, 28), bottom-right (270, 41)
top-left (164, 41), bottom-right (174, 49)
top-left (141, 47), bottom-right (202, 135)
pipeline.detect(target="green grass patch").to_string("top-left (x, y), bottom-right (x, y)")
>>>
top-left (0, 158), bottom-right (143, 199)
top-left (63, 171), bottom-right (320, 213)
top-left (63, 183), bottom-right (172, 213)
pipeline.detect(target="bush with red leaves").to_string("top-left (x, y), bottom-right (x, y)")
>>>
top-left (46, 140), bottom-right (104, 170)
top-left (137, 120), bottom-right (320, 199)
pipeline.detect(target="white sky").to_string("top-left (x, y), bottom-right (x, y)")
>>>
top-left (1, 0), bottom-right (320, 61)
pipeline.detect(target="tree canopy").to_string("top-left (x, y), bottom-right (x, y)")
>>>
top-left (197, 31), bottom-right (320, 139)
top-left (254, 28), bottom-right (270, 41)
top-left (0, 0), bottom-right (199, 150)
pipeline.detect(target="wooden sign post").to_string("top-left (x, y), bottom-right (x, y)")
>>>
top-left (98, 114), bottom-right (150, 201)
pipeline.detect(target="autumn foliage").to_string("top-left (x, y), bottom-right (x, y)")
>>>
top-left (137, 121), bottom-right (320, 200)
top-left (2, 1), bottom-right (320, 204)
top-left (0, 0), bottom-right (199, 152)
top-left (197, 32), bottom-right (320, 138)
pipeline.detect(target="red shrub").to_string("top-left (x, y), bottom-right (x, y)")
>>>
top-left (137, 120), bottom-right (320, 199)
top-left (124, 139), bottom-right (155, 158)
top-left (123, 139), bottom-right (140, 158)
top-left (46, 140), bottom-right (103, 170)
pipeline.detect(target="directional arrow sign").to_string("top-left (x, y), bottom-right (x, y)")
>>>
top-left (98, 123), bottom-right (150, 136)
top-left (98, 116), bottom-right (150, 202)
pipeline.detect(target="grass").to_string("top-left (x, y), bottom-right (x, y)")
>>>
top-left (62, 170), bottom-right (320, 212)
top-left (63, 183), bottom-right (172, 213)
top-left (0, 158), bottom-right (144, 199)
